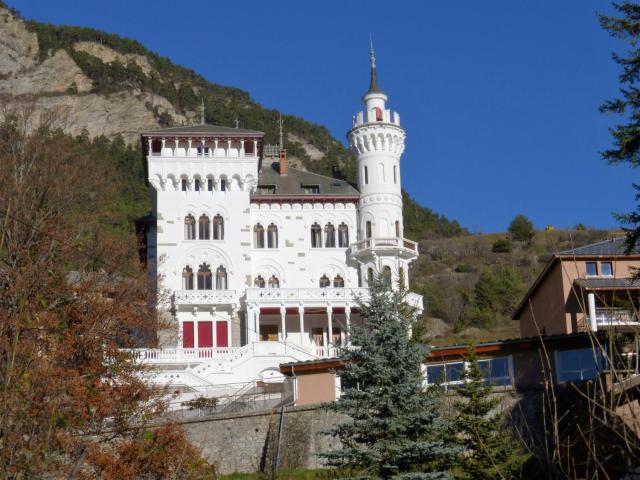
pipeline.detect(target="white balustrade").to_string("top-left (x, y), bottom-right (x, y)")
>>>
top-left (246, 287), bottom-right (369, 303)
top-left (174, 290), bottom-right (237, 306)
top-left (349, 236), bottom-right (418, 254)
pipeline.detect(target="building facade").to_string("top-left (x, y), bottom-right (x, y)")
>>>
top-left (134, 48), bottom-right (423, 398)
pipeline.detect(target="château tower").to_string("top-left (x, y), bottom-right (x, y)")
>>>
top-left (348, 44), bottom-right (418, 288)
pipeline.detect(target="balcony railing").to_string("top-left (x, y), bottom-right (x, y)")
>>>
top-left (174, 290), bottom-right (237, 306)
top-left (595, 308), bottom-right (640, 326)
top-left (246, 287), bottom-right (370, 303)
top-left (126, 346), bottom-right (248, 364)
top-left (349, 237), bottom-right (419, 256)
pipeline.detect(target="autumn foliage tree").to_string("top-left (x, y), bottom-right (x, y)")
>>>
top-left (0, 105), bottom-right (214, 479)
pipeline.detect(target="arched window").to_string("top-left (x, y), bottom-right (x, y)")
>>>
top-left (207, 178), bottom-right (214, 191)
top-left (198, 215), bottom-right (210, 240)
top-left (324, 223), bottom-right (336, 248)
top-left (197, 263), bottom-right (212, 290)
top-left (382, 266), bottom-right (392, 287)
top-left (367, 268), bottom-right (374, 285)
top-left (338, 223), bottom-right (349, 248)
top-left (184, 214), bottom-right (196, 240)
top-left (319, 275), bottom-right (330, 288)
top-left (268, 275), bottom-right (280, 289)
top-left (393, 165), bottom-right (397, 184)
top-left (333, 275), bottom-right (344, 288)
top-left (182, 266), bottom-right (194, 290)
top-left (395, 220), bottom-right (401, 238)
top-left (216, 266), bottom-right (228, 290)
top-left (374, 106), bottom-right (383, 121)
top-left (364, 166), bottom-right (369, 185)
top-left (378, 163), bottom-right (385, 183)
top-left (366, 221), bottom-right (372, 239)
top-left (267, 223), bottom-right (278, 248)
top-left (220, 178), bottom-right (227, 192)
top-left (254, 223), bottom-right (265, 248)
top-left (213, 214), bottom-right (224, 240)
top-left (181, 178), bottom-right (188, 191)
top-left (254, 275), bottom-right (265, 288)
top-left (311, 223), bottom-right (322, 248)
top-left (194, 178), bottom-right (201, 191)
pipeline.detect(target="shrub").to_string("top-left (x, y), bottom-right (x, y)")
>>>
top-left (508, 214), bottom-right (535, 243)
top-left (491, 238), bottom-right (512, 253)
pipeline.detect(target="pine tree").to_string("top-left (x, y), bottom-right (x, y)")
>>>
top-left (323, 276), bottom-right (457, 479)
top-left (453, 352), bottom-right (526, 479)
top-left (600, 3), bottom-right (640, 251)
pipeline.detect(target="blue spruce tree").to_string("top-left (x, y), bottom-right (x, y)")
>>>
top-left (323, 276), bottom-right (457, 479)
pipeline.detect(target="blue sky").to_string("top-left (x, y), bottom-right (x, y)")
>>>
top-left (9, 0), bottom-right (635, 233)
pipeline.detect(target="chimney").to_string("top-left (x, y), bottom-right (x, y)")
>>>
top-left (279, 149), bottom-right (288, 175)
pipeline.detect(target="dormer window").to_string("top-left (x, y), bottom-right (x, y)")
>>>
top-left (258, 184), bottom-right (276, 194)
top-left (302, 184), bottom-right (320, 194)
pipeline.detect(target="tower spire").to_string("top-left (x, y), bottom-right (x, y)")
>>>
top-left (367, 37), bottom-right (382, 94)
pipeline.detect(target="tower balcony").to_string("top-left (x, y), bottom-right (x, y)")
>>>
top-left (348, 236), bottom-right (419, 261)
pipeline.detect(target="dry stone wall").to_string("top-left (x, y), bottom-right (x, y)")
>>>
top-left (179, 405), bottom-right (343, 475)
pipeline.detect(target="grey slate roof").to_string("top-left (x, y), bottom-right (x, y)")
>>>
top-left (253, 162), bottom-right (359, 196)
top-left (574, 277), bottom-right (640, 290)
top-left (142, 124), bottom-right (264, 137)
top-left (559, 237), bottom-right (639, 256)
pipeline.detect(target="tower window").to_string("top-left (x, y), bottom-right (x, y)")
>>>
top-left (393, 165), bottom-right (397, 184)
top-left (374, 107), bottom-right (383, 122)
top-left (366, 221), bottom-right (372, 239)
top-left (254, 275), bottom-right (265, 288)
top-left (333, 275), bottom-right (344, 288)
top-left (197, 263), bottom-right (212, 290)
top-left (324, 223), bottom-right (336, 248)
top-left (194, 178), bottom-right (201, 191)
top-left (216, 266), bottom-right (228, 290)
top-left (395, 221), bottom-right (401, 238)
top-left (378, 163), bottom-right (385, 183)
top-left (182, 266), bottom-right (194, 290)
top-left (382, 266), bottom-right (392, 287)
top-left (181, 178), bottom-right (188, 191)
top-left (338, 223), bottom-right (349, 248)
top-left (184, 214), bottom-right (196, 240)
top-left (311, 223), bottom-right (322, 248)
top-left (208, 178), bottom-right (214, 191)
top-left (213, 214), bottom-right (224, 240)
top-left (268, 275), bottom-right (280, 289)
top-left (319, 275), bottom-right (330, 288)
top-left (198, 215), bottom-right (210, 240)
top-left (220, 178), bottom-right (227, 191)
top-left (364, 166), bottom-right (369, 185)
top-left (267, 223), bottom-right (278, 248)
top-left (254, 224), bottom-right (265, 248)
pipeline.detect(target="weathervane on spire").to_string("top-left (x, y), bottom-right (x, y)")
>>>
top-left (369, 35), bottom-right (376, 69)
top-left (367, 36), bottom-right (381, 94)
top-left (200, 97), bottom-right (205, 124)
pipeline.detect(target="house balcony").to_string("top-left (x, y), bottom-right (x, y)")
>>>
top-left (173, 289), bottom-right (238, 307)
top-left (348, 237), bottom-right (419, 261)
top-left (595, 308), bottom-right (640, 328)
top-left (246, 287), bottom-right (370, 307)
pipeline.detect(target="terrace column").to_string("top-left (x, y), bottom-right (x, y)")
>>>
top-left (298, 304), bottom-right (305, 340)
top-left (588, 292), bottom-right (597, 332)
top-left (188, 138), bottom-right (192, 157)
top-left (280, 306), bottom-right (287, 342)
top-left (174, 138), bottom-right (179, 157)
top-left (214, 139), bottom-right (219, 157)
top-left (327, 305), bottom-right (334, 348)
top-left (201, 139), bottom-right (205, 157)
top-left (253, 139), bottom-right (258, 157)
top-left (253, 304), bottom-right (260, 343)
top-left (161, 138), bottom-right (166, 153)
top-left (226, 139), bottom-right (231, 156)
top-left (345, 306), bottom-right (351, 345)
top-left (240, 138), bottom-right (245, 157)
top-left (147, 138), bottom-right (152, 156)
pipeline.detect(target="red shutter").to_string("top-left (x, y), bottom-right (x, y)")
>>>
top-left (198, 321), bottom-right (213, 348)
top-left (183, 321), bottom-right (194, 348)
top-left (216, 321), bottom-right (228, 347)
